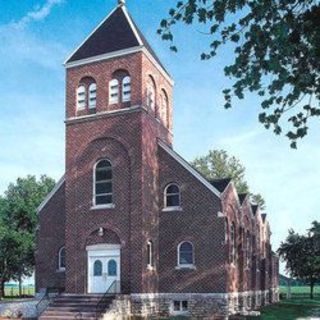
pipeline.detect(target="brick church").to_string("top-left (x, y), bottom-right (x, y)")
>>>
top-left (36, 1), bottom-right (279, 318)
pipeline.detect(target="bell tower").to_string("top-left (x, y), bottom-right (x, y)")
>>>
top-left (63, 1), bottom-right (174, 294)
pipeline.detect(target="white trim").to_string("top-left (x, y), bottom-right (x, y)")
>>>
top-left (58, 246), bottom-right (66, 272)
top-left (66, 105), bottom-right (141, 123)
top-left (162, 206), bottom-right (183, 212)
top-left (177, 241), bottom-right (195, 268)
top-left (217, 211), bottom-right (225, 218)
top-left (158, 141), bottom-right (221, 198)
top-left (64, 45), bottom-right (174, 86)
top-left (164, 183), bottom-right (181, 209)
top-left (147, 240), bottom-right (154, 269)
top-left (64, 5), bottom-right (120, 65)
top-left (86, 244), bottom-right (121, 251)
top-left (91, 204), bottom-right (115, 210)
top-left (122, 6), bottom-right (143, 46)
top-left (65, 46), bottom-right (144, 69)
top-left (93, 159), bottom-right (113, 207)
top-left (37, 176), bottom-right (65, 213)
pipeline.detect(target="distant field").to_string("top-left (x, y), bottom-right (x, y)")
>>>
top-left (280, 285), bottom-right (319, 297)
top-left (4, 285), bottom-right (35, 297)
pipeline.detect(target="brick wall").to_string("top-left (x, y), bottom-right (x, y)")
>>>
top-left (35, 182), bottom-right (66, 292)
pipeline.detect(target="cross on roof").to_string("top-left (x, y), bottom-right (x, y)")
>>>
top-left (118, 0), bottom-right (125, 6)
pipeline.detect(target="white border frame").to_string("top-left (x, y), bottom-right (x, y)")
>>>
top-left (58, 246), bottom-right (66, 272)
top-left (164, 183), bottom-right (181, 210)
top-left (93, 159), bottom-right (114, 208)
top-left (177, 241), bottom-right (195, 269)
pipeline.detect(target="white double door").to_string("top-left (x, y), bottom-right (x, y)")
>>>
top-left (87, 244), bottom-right (121, 294)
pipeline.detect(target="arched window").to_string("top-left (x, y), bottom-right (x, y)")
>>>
top-left (165, 183), bottom-right (181, 208)
top-left (146, 76), bottom-right (156, 112)
top-left (89, 83), bottom-right (97, 109)
top-left (160, 89), bottom-right (168, 126)
top-left (94, 159), bottom-right (113, 206)
top-left (109, 79), bottom-right (119, 104)
top-left (225, 218), bottom-right (229, 244)
top-left (178, 242), bottom-right (194, 267)
top-left (122, 76), bottom-right (131, 102)
top-left (108, 259), bottom-right (117, 276)
top-left (94, 260), bottom-right (102, 276)
top-left (147, 240), bottom-right (153, 268)
top-left (76, 85), bottom-right (86, 110)
top-left (58, 247), bottom-right (66, 271)
top-left (230, 223), bottom-right (236, 263)
top-left (246, 231), bottom-right (251, 266)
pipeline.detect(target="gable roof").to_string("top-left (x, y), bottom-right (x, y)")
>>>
top-left (238, 193), bottom-right (248, 205)
top-left (158, 140), bottom-right (221, 198)
top-left (261, 213), bottom-right (267, 223)
top-left (37, 176), bottom-right (65, 213)
top-left (209, 178), bottom-right (231, 193)
top-left (65, 4), bottom-right (169, 77)
top-left (251, 205), bottom-right (259, 216)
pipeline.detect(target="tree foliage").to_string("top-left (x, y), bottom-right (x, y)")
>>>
top-left (278, 221), bottom-right (320, 299)
top-left (191, 149), bottom-right (265, 209)
top-left (158, 0), bottom-right (320, 148)
top-left (0, 175), bottom-right (55, 298)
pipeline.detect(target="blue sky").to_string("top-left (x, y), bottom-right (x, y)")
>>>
top-left (0, 0), bottom-right (319, 275)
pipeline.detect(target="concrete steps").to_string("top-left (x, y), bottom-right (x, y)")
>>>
top-left (39, 294), bottom-right (114, 320)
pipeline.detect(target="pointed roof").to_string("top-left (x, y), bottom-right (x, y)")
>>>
top-left (209, 178), bottom-right (231, 193)
top-left (251, 205), bottom-right (259, 216)
top-left (65, 4), bottom-right (169, 77)
top-left (238, 193), bottom-right (248, 205)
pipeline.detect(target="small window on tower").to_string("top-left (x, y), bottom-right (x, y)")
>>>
top-left (146, 76), bottom-right (156, 113)
top-left (89, 83), bottom-right (97, 109)
top-left (77, 85), bottom-right (86, 110)
top-left (122, 76), bottom-right (131, 102)
top-left (109, 79), bottom-right (119, 104)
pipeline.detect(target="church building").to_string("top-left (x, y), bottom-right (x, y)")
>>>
top-left (36, 1), bottom-right (279, 319)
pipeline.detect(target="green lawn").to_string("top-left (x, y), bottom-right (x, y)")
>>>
top-left (4, 285), bottom-right (35, 298)
top-left (247, 298), bottom-right (320, 320)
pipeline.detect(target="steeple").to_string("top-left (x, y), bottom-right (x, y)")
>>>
top-left (64, 2), bottom-right (169, 78)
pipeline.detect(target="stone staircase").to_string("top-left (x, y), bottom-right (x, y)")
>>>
top-left (39, 294), bottom-right (114, 320)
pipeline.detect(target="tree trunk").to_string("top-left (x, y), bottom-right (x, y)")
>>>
top-left (310, 280), bottom-right (315, 300)
top-left (19, 275), bottom-right (22, 298)
top-left (0, 279), bottom-right (5, 300)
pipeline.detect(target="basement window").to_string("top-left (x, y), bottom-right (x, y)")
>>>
top-left (172, 300), bottom-right (188, 315)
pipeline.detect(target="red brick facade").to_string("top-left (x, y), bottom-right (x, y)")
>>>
top-left (36, 2), bottom-right (279, 317)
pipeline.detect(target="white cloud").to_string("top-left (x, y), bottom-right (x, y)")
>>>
top-left (10, 0), bottom-right (65, 30)
top-left (0, 0), bottom-right (67, 69)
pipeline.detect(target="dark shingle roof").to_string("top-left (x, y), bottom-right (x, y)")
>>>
top-left (209, 178), bottom-right (231, 193)
top-left (66, 5), bottom-right (168, 76)
top-left (238, 193), bottom-right (248, 205)
top-left (251, 205), bottom-right (259, 216)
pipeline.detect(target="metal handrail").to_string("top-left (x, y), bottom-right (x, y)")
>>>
top-left (95, 280), bottom-right (120, 320)
top-left (36, 287), bottom-right (63, 315)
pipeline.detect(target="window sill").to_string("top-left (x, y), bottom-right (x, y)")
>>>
top-left (147, 265), bottom-right (155, 271)
top-left (91, 204), bottom-right (115, 210)
top-left (171, 311), bottom-right (189, 316)
top-left (56, 268), bottom-right (65, 273)
top-left (162, 206), bottom-right (183, 212)
top-left (175, 265), bottom-right (196, 270)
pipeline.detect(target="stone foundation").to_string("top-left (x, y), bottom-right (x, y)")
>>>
top-left (104, 289), bottom-right (279, 320)
top-left (101, 289), bottom-right (279, 319)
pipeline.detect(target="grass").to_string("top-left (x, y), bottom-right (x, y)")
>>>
top-left (3, 285), bottom-right (35, 298)
top-left (247, 299), bottom-right (320, 319)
